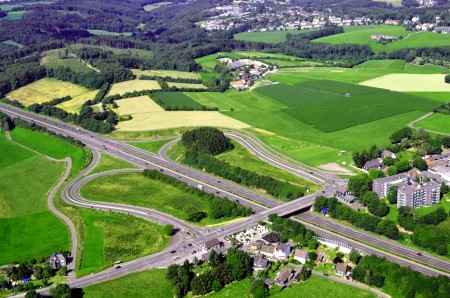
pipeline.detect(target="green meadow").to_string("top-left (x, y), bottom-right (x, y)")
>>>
top-left (234, 30), bottom-right (309, 43)
top-left (127, 139), bottom-right (174, 154)
top-left (152, 92), bottom-right (204, 108)
top-left (415, 113), bottom-right (450, 135)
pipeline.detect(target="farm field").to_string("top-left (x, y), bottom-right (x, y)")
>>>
top-left (56, 89), bottom-right (100, 114)
top-left (87, 29), bottom-right (132, 36)
top-left (41, 49), bottom-right (94, 73)
top-left (414, 113), bottom-right (450, 135)
top-left (234, 30), bottom-right (308, 43)
top-left (143, 1), bottom-right (173, 11)
top-left (195, 53), bottom-right (222, 71)
top-left (127, 139), bottom-right (174, 154)
top-left (374, 0), bottom-right (402, 6)
top-left (116, 96), bottom-right (164, 115)
top-left (0, 133), bottom-right (69, 265)
top-left (4, 11), bottom-right (28, 20)
top-left (313, 25), bottom-right (450, 53)
top-left (116, 111), bottom-right (249, 131)
top-left (0, 1), bottom-right (53, 11)
top-left (167, 82), bottom-right (207, 89)
top-left (80, 172), bottom-right (244, 226)
top-left (153, 92), bottom-right (203, 108)
top-left (405, 92), bottom-right (450, 103)
top-left (6, 78), bottom-right (94, 106)
top-left (77, 209), bottom-right (169, 276)
top-left (132, 69), bottom-right (200, 79)
top-left (360, 74), bottom-right (450, 92)
top-left (108, 80), bottom-right (160, 96)
top-left (83, 269), bottom-right (172, 298)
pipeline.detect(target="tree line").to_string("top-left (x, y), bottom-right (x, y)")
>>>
top-left (268, 214), bottom-right (318, 246)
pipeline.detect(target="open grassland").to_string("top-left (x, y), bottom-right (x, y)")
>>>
top-left (355, 59), bottom-right (406, 70)
top-left (167, 82), bottom-right (207, 89)
top-left (255, 82), bottom-right (440, 132)
top-left (70, 44), bottom-right (153, 58)
top-left (374, 0), bottom-right (402, 6)
top-left (116, 111), bottom-right (249, 131)
top-left (116, 95), bottom-right (164, 115)
top-left (90, 154), bottom-right (138, 175)
top-left (152, 92), bottom-right (203, 108)
top-left (77, 209), bottom-right (169, 276)
top-left (313, 25), bottom-right (450, 53)
top-left (0, 133), bottom-right (69, 265)
top-left (143, 1), bottom-right (173, 11)
top-left (405, 92), bottom-right (450, 103)
top-left (4, 11), bottom-right (28, 20)
top-left (127, 139), bottom-right (174, 154)
top-left (234, 30), bottom-right (308, 43)
top-left (83, 269), bottom-right (171, 298)
top-left (415, 113), bottom-right (450, 135)
top-left (132, 69), bottom-right (200, 79)
top-left (6, 78), bottom-right (92, 106)
top-left (56, 89), bottom-right (100, 114)
top-left (80, 172), bottom-right (241, 226)
top-left (360, 74), bottom-right (450, 92)
top-left (108, 80), bottom-right (160, 96)
top-left (42, 49), bottom-right (94, 73)
top-left (2, 40), bottom-right (23, 48)
top-left (195, 53), bottom-right (223, 71)
top-left (87, 29), bottom-right (132, 36)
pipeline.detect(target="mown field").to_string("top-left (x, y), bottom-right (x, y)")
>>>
top-left (313, 25), bottom-right (450, 53)
top-left (116, 95), bottom-right (164, 115)
top-left (167, 82), bottom-right (207, 89)
top-left (77, 209), bottom-right (169, 276)
top-left (234, 30), bottom-right (309, 43)
top-left (132, 69), bottom-right (200, 79)
top-left (6, 78), bottom-right (94, 106)
top-left (42, 49), bottom-right (94, 73)
top-left (0, 133), bottom-right (69, 265)
top-left (79, 172), bottom-right (243, 226)
top-left (152, 92), bottom-right (203, 108)
top-left (415, 113), bottom-right (450, 135)
top-left (90, 154), bottom-right (138, 175)
top-left (87, 29), bottom-right (132, 36)
top-left (56, 89), bottom-right (100, 114)
top-left (360, 74), bottom-right (450, 92)
top-left (108, 80), bottom-right (161, 96)
top-left (127, 139), bottom-right (174, 154)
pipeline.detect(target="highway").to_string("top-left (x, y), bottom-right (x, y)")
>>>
top-left (1, 103), bottom-right (449, 295)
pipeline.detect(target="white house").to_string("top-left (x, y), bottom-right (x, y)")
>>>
top-left (293, 249), bottom-right (309, 264)
top-left (274, 243), bottom-right (291, 259)
top-left (260, 244), bottom-right (275, 258)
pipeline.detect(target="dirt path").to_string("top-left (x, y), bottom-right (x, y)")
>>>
top-left (70, 53), bottom-right (100, 73)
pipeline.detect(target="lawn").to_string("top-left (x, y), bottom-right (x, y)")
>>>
top-left (234, 30), bottom-right (309, 43)
top-left (143, 1), bottom-right (173, 11)
top-left (152, 92), bottom-right (203, 108)
top-left (132, 69), bottom-right (200, 80)
top-left (90, 154), bottom-right (138, 175)
top-left (77, 209), bottom-right (169, 276)
top-left (313, 25), bottom-right (450, 53)
top-left (209, 278), bottom-right (252, 298)
top-left (79, 172), bottom-right (243, 226)
top-left (108, 80), bottom-right (161, 96)
top-left (360, 74), bottom-right (450, 92)
top-left (2, 40), bottom-right (23, 48)
top-left (83, 269), bottom-right (172, 298)
top-left (87, 29), bottom-right (132, 36)
top-left (116, 95), bottom-right (164, 115)
top-left (167, 82), bottom-right (207, 89)
top-left (127, 139), bottom-right (174, 154)
top-left (414, 113), bottom-right (450, 134)
top-left (6, 78), bottom-right (93, 106)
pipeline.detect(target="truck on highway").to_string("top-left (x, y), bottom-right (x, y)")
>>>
top-left (197, 184), bottom-right (204, 190)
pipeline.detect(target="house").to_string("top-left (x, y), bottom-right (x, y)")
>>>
top-left (230, 80), bottom-right (246, 90)
top-left (201, 246), bottom-right (227, 262)
top-left (335, 263), bottom-right (348, 276)
top-left (274, 243), bottom-right (291, 259)
top-left (293, 249), bottom-right (309, 264)
top-left (340, 194), bottom-right (356, 205)
top-left (202, 238), bottom-right (222, 252)
top-left (260, 244), bottom-right (275, 257)
top-left (435, 26), bottom-right (450, 34)
top-left (292, 272), bottom-right (301, 283)
top-left (385, 19), bottom-right (399, 26)
top-left (49, 253), bottom-right (66, 270)
top-left (253, 256), bottom-right (271, 271)
top-left (250, 240), bottom-right (265, 250)
top-left (275, 268), bottom-right (294, 286)
top-left (335, 185), bottom-right (350, 198)
top-left (381, 150), bottom-right (396, 159)
top-left (363, 158), bottom-right (384, 171)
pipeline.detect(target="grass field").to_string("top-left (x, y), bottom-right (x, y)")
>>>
top-left (90, 154), bottom-right (137, 175)
top-left (0, 133), bottom-right (69, 265)
top-left (77, 209), bottom-right (169, 276)
top-left (132, 69), bottom-right (200, 79)
top-left (83, 269), bottom-right (171, 298)
top-left (195, 53), bottom-right (223, 71)
top-left (4, 11), bottom-right (28, 20)
top-left (0, 1), bottom-right (53, 11)
top-left (152, 92), bottom-right (203, 108)
top-left (6, 78), bottom-right (94, 106)
top-left (374, 0), bottom-right (402, 6)
top-left (116, 96), bottom-right (164, 115)
top-left (116, 111), bottom-right (250, 131)
top-left (415, 113), bottom-right (450, 134)
top-left (127, 139), bottom-right (174, 154)
top-left (360, 74), bottom-right (450, 92)
top-left (80, 172), bottom-right (243, 226)
top-left (234, 30), bottom-right (308, 43)
top-left (42, 49), bottom-right (94, 73)
top-left (313, 25), bottom-right (450, 53)
top-left (87, 29), bottom-right (132, 36)
top-left (2, 40), bottom-right (24, 48)
top-left (143, 2), bottom-right (173, 11)
top-left (167, 82), bottom-right (207, 89)
top-left (108, 80), bottom-right (160, 96)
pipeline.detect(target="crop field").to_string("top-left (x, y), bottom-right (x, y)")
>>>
top-left (0, 1), bottom-right (53, 11)
top-left (132, 69), bottom-right (200, 79)
top-left (152, 92), bottom-right (203, 108)
top-left (234, 30), bottom-right (309, 43)
top-left (87, 29), bottom-right (132, 36)
top-left (360, 74), bottom-right (450, 92)
top-left (56, 89), bottom-right (100, 114)
top-left (313, 25), bottom-right (450, 53)
top-left (116, 111), bottom-right (250, 131)
top-left (83, 269), bottom-right (171, 298)
top-left (108, 80), bottom-right (161, 96)
top-left (415, 113), bottom-right (450, 135)
top-left (6, 78), bottom-right (93, 106)
top-left (374, 0), bottom-right (402, 7)
top-left (116, 96), bottom-right (164, 115)
top-left (0, 133), bottom-right (69, 265)
top-left (143, 1), bottom-right (173, 11)
top-left (195, 53), bottom-right (223, 71)
top-left (77, 209), bottom-right (169, 276)
top-left (80, 172), bottom-right (243, 226)
top-left (405, 92), bottom-right (450, 103)
top-left (4, 11), bottom-right (28, 20)
top-left (167, 82), bottom-right (207, 89)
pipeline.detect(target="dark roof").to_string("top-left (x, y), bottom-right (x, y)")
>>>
top-left (336, 263), bottom-right (348, 273)
top-left (254, 256), bottom-right (270, 268)
top-left (364, 159), bottom-right (383, 169)
top-left (201, 247), bottom-right (227, 261)
top-left (276, 243), bottom-right (290, 252)
top-left (276, 268), bottom-right (293, 284)
top-left (230, 61), bottom-right (247, 68)
top-left (341, 195), bottom-right (356, 203)
top-left (204, 238), bottom-right (221, 249)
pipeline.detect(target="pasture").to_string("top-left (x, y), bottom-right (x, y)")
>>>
top-left (80, 172), bottom-right (242, 226)
top-left (116, 96), bottom-right (164, 115)
top-left (115, 111), bottom-right (250, 131)
top-left (415, 113), bottom-right (450, 135)
top-left (195, 53), bottom-right (223, 71)
top-left (234, 30), bottom-right (307, 43)
top-left (143, 1), bottom-right (173, 11)
top-left (87, 29), bottom-right (132, 36)
top-left (0, 1), bottom-right (53, 11)
top-left (153, 92), bottom-right (203, 108)
top-left (77, 209), bottom-right (169, 276)
top-left (108, 80), bottom-right (161, 96)
top-left (4, 11), bottom-right (28, 20)
top-left (6, 78), bottom-right (93, 106)
top-left (42, 49), bottom-right (94, 73)
top-left (167, 82), bottom-right (207, 89)
top-left (360, 74), bottom-right (450, 92)
top-left (2, 40), bottom-right (23, 48)
top-left (132, 69), bottom-right (200, 80)
top-left (373, 0), bottom-right (402, 7)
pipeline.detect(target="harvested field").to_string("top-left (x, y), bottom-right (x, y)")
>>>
top-left (56, 90), bottom-right (100, 114)
top-left (116, 96), bottom-right (164, 115)
top-left (360, 74), bottom-right (450, 92)
top-left (108, 80), bottom-right (161, 96)
top-left (132, 69), bottom-right (200, 80)
top-left (115, 111), bottom-right (250, 131)
top-left (167, 82), bottom-right (207, 89)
